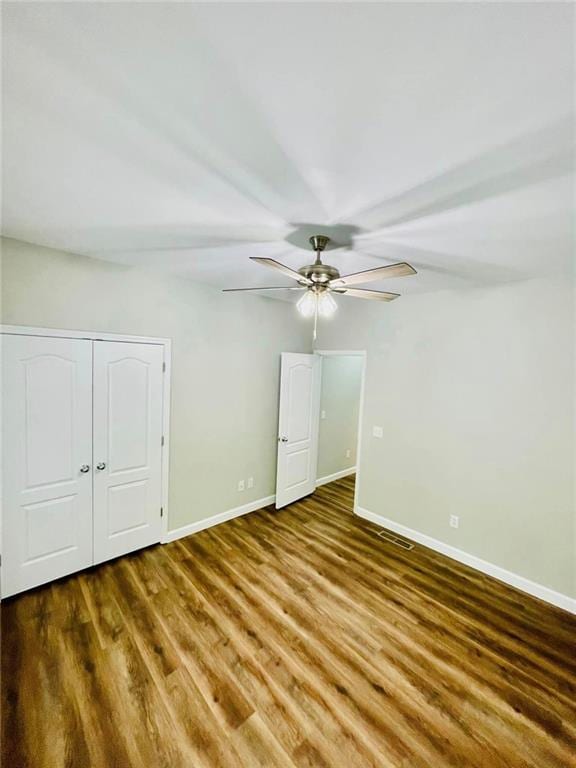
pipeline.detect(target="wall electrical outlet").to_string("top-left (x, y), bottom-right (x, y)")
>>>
top-left (372, 426), bottom-right (383, 439)
top-left (238, 480), bottom-right (245, 492)
top-left (247, 477), bottom-right (254, 489)
top-left (345, 449), bottom-right (351, 459)
top-left (450, 515), bottom-right (459, 529)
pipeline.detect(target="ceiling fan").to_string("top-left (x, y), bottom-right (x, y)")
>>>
top-left (223, 235), bottom-right (417, 337)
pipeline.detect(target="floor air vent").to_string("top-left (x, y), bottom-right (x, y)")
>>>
top-left (377, 530), bottom-right (414, 550)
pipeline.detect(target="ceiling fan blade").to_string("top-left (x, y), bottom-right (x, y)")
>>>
top-left (250, 257), bottom-right (312, 285)
top-left (222, 286), bottom-right (306, 292)
top-left (330, 262), bottom-right (416, 288)
top-left (333, 287), bottom-right (400, 301)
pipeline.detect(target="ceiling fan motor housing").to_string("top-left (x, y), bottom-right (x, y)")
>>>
top-left (298, 262), bottom-right (340, 284)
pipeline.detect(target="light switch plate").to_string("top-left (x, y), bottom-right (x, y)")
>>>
top-left (372, 426), bottom-right (383, 438)
top-left (321, 410), bottom-right (326, 420)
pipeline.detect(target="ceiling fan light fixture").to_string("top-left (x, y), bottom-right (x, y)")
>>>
top-left (296, 287), bottom-right (338, 320)
top-left (317, 290), bottom-right (338, 318)
top-left (296, 290), bottom-right (317, 318)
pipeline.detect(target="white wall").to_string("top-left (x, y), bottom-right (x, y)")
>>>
top-left (317, 355), bottom-right (363, 480)
top-left (1, 237), bottom-right (312, 530)
top-left (3, 237), bottom-right (573, 599)
top-left (315, 277), bottom-right (574, 598)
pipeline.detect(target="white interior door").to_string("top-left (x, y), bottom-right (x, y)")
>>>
top-left (93, 341), bottom-right (164, 564)
top-left (2, 335), bottom-right (93, 597)
top-left (275, 353), bottom-right (321, 509)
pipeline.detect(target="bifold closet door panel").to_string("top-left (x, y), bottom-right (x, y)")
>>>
top-left (93, 341), bottom-right (164, 564)
top-left (2, 335), bottom-right (93, 597)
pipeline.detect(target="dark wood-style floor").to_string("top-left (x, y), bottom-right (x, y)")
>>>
top-left (2, 475), bottom-right (576, 767)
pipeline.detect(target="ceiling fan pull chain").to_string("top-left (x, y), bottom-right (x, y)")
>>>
top-left (313, 295), bottom-right (319, 341)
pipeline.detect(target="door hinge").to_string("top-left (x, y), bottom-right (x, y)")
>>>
top-left (161, 435), bottom-right (165, 446)
top-left (160, 507), bottom-right (164, 518)
top-left (162, 362), bottom-right (166, 372)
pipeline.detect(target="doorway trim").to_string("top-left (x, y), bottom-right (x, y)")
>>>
top-left (0, 324), bottom-right (172, 543)
top-left (313, 350), bottom-right (367, 514)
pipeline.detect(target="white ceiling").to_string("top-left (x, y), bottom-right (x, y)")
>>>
top-left (2, 2), bottom-right (573, 300)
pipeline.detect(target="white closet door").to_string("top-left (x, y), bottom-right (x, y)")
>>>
top-left (2, 335), bottom-right (93, 597)
top-left (275, 353), bottom-right (321, 509)
top-left (93, 341), bottom-right (164, 564)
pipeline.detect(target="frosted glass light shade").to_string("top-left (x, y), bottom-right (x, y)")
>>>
top-left (317, 291), bottom-right (338, 317)
top-left (296, 290), bottom-right (317, 318)
top-left (297, 289), bottom-right (338, 319)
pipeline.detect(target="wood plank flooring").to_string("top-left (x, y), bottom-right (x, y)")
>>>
top-left (2, 475), bottom-right (576, 767)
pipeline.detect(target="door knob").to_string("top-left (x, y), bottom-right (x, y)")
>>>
top-left (80, 464), bottom-right (90, 473)
top-left (279, 436), bottom-right (288, 443)
top-left (96, 462), bottom-right (106, 471)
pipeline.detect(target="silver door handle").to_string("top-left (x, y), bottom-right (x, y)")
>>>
top-left (279, 436), bottom-right (288, 443)
top-left (80, 464), bottom-right (90, 473)
top-left (96, 462), bottom-right (106, 471)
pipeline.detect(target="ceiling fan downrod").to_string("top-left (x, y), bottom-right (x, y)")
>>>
top-left (309, 234), bottom-right (330, 264)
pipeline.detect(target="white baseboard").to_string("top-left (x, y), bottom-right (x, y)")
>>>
top-left (356, 507), bottom-right (576, 615)
top-left (164, 494), bottom-right (276, 543)
top-left (316, 466), bottom-right (356, 487)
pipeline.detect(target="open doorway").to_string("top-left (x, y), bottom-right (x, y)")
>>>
top-left (275, 351), bottom-right (365, 509)
top-left (316, 352), bottom-right (365, 491)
